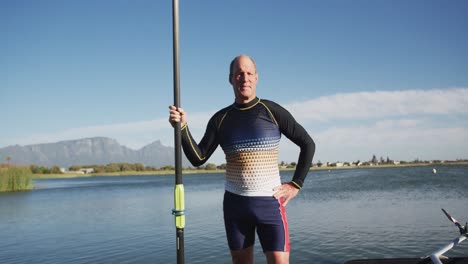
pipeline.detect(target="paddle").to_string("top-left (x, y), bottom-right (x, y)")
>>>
top-left (172, 0), bottom-right (185, 263)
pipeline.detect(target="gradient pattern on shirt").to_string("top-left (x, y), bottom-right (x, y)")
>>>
top-left (218, 100), bottom-right (282, 196)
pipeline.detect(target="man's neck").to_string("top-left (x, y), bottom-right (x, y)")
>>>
top-left (235, 96), bottom-right (256, 105)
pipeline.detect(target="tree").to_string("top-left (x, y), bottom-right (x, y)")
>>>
top-left (105, 163), bottom-right (120, 173)
top-left (371, 155), bottom-right (378, 164)
top-left (135, 163), bottom-right (145, 172)
top-left (119, 163), bottom-right (133, 172)
top-left (39, 166), bottom-right (50, 174)
top-left (205, 163), bottom-right (217, 170)
top-left (30, 164), bottom-right (39, 174)
top-left (6, 156), bottom-right (11, 167)
top-left (69, 165), bottom-right (81, 171)
top-left (161, 165), bottom-right (175, 170)
top-left (145, 166), bottom-right (158, 171)
top-left (93, 166), bottom-right (105, 173)
top-left (50, 166), bottom-right (62, 174)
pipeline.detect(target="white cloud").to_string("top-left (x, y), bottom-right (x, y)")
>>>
top-left (308, 120), bottom-right (467, 161)
top-left (6, 88), bottom-right (468, 163)
top-left (9, 110), bottom-right (216, 150)
top-left (12, 118), bottom-right (169, 149)
top-left (280, 88), bottom-right (468, 162)
top-left (285, 88), bottom-right (468, 122)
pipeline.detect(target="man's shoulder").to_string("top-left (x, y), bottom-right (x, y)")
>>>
top-left (259, 98), bottom-right (276, 105)
top-left (259, 98), bottom-right (285, 111)
top-left (215, 104), bottom-right (234, 115)
top-left (208, 104), bottom-right (234, 122)
top-left (259, 98), bottom-right (295, 122)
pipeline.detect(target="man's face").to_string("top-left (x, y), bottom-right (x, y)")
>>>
top-left (229, 56), bottom-right (258, 104)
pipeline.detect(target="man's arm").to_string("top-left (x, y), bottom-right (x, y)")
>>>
top-left (180, 121), bottom-right (219, 167)
top-left (262, 100), bottom-right (316, 188)
top-left (169, 105), bottom-right (220, 167)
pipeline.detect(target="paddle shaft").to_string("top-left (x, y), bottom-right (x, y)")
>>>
top-left (172, 0), bottom-right (184, 263)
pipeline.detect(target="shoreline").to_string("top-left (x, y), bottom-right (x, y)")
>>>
top-left (32, 161), bottom-right (468, 179)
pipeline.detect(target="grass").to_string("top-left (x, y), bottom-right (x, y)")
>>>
top-left (29, 161), bottom-right (468, 180)
top-left (0, 167), bottom-right (34, 192)
top-left (32, 168), bottom-right (226, 179)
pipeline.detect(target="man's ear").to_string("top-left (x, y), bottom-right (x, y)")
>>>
top-left (228, 74), bottom-right (233, 85)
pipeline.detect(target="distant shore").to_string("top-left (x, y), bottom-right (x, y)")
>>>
top-left (32, 161), bottom-right (468, 179)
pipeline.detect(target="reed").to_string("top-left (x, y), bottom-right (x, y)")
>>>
top-left (0, 167), bottom-right (33, 192)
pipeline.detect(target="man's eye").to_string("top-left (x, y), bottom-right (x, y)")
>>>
top-left (235, 72), bottom-right (254, 79)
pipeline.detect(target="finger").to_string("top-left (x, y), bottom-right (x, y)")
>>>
top-left (169, 113), bottom-right (181, 124)
top-left (170, 110), bottom-right (182, 118)
top-left (169, 111), bottom-right (180, 117)
top-left (273, 191), bottom-right (281, 199)
top-left (273, 185), bottom-right (282, 191)
top-left (169, 111), bottom-right (178, 119)
top-left (273, 184), bottom-right (286, 193)
top-left (177, 107), bottom-right (185, 115)
top-left (169, 115), bottom-right (180, 122)
top-left (273, 190), bottom-right (284, 200)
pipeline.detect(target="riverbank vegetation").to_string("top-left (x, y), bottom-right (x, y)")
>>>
top-left (29, 162), bottom-right (224, 177)
top-left (3, 155), bottom-right (468, 180)
top-left (22, 159), bottom-right (468, 179)
top-left (31, 162), bottom-right (226, 178)
top-left (0, 166), bottom-right (33, 192)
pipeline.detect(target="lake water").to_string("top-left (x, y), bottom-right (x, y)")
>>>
top-left (1, 165), bottom-right (467, 263)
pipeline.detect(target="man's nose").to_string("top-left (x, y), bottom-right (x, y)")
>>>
top-left (239, 73), bottom-right (248, 81)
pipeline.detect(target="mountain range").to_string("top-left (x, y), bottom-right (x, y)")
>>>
top-left (0, 137), bottom-right (190, 168)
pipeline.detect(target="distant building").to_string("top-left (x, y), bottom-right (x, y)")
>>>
top-left (80, 168), bottom-right (94, 174)
top-left (60, 168), bottom-right (85, 174)
top-left (330, 162), bottom-right (344, 167)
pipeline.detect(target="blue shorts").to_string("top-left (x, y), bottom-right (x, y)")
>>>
top-left (223, 191), bottom-right (290, 252)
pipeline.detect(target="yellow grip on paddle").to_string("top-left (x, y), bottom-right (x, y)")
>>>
top-left (173, 184), bottom-right (185, 229)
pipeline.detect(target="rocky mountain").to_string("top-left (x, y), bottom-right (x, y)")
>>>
top-left (0, 137), bottom-right (189, 168)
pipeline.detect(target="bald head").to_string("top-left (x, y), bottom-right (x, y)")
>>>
top-left (229, 55), bottom-right (257, 78)
top-left (229, 54), bottom-right (258, 104)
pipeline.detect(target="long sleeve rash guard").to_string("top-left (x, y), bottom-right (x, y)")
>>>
top-left (180, 97), bottom-right (315, 196)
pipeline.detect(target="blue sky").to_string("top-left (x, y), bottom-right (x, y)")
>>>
top-left (1, 0), bottom-right (467, 165)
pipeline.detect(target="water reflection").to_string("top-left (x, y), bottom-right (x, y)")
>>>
top-left (1, 166), bottom-right (467, 264)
